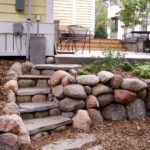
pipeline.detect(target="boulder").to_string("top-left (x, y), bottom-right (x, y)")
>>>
top-left (102, 104), bottom-right (127, 121)
top-left (61, 76), bottom-right (76, 86)
top-left (137, 89), bottom-right (147, 100)
top-left (3, 102), bottom-right (20, 115)
top-left (76, 75), bottom-right (99, 86)
top-left (69, 69), bottom-right (78, 76)
top-left (0, 133), bottom-right (18, 150)
top-left (4, 80), bottom-right (18, 92)
top-left (97, 71), bottom-right (114, 83)
top-left (34, 111), bottom-right (49, 118)
top-left (87, 109), bottom-right (103, 124)
top-left (10, 62), bottom-right (22, 75)
top-left (7, 90), bottom-right (16, 103)
top-left (18, 80), bottom-right (35, 88)
top-left (50, 70), bottom-right (71, 87)
top-left (0, 114), bottom-right (31, 144)
top-left (46, 57), bottom-right (54, 64)
top-left (21, 113), bottom-right (34, 120)
top-left (17, 96), bottom-right (32, 103)
top-left (121, 78), bottom-right (147, 92)
top-left (49, 108), bottom-right (61, 116)
top-left (86, 95), bottom-right (99, 109)
top-left (110, 75), bottom-right (123, 89)
top-left (52, 85), bottom-right (64, 99)
top-left (84, 86), bottom-right (92, 95)
top-left (61, 112), bottom-right (74, 118)
top-left (21, 62), bottom-right (33, 74)
top-left (32, 95), bottom-right (47, 102)
top-left (97, 94), bottom-right (114, 107)
top-left (36, 80), bottom-right (48, 88)
top-left (60, 97), bottom-right (85, 112)
top-left (72, 110), bottom-right (92, 131)
top-left (5, 70), bottom-right (18, 81)
top-left (92, 84), bottom-right (112, 96)
top-left (41, 70), bottom-right (55, 76)
top-left (146, 91), bottom-right (150, 109)
top-left (127, 99), bottom-right (146, 120)
top-left (31, 68), bottom-right (40, 75)
top-left (114, 89), bottom-right (137, 104)
top-left (63, 84), bottom-right (87, 100)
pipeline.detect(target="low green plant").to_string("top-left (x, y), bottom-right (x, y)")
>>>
top-left (78, 50), bottom-right (126, 74)
top-left (134, 62), bottom-right (150, 78)
top-left (121, 62), bottom-right (134, 72)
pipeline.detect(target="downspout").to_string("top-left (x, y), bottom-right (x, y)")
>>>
top-left (26, 0), bottom-right (32, 60)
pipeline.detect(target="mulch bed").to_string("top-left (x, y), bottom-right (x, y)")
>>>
top-left (1, 60), bottom-right (150, 150)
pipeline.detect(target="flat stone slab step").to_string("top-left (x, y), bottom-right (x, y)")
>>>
top-left (33, 64), bottom-right (81, 70)
top-left (18, 102), bottom-right (59, 113)
top-left (18, 75), bottom-right (50, 80)
top-left (41, 133), bottom-right (98, 150)
top-left (16, 88), bottom-right (51, 96)
top-left (24, 116), bottom-right (72, 135)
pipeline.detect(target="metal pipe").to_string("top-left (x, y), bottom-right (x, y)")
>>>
top-left (26, 0), bottom-right (32, 59)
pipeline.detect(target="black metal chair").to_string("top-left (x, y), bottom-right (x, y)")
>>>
top-left (68, 25), bottom-right (91, 53)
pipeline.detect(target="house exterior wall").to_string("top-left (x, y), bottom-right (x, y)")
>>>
top-left (54, 0), bottom-right (95, 34)
top-left (0, 0), bottom-right (54, 56)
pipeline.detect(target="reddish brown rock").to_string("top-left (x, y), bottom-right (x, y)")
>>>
top-left (49, 108), bottom-right (61, 116)
top-left (36, 80), bottom-right (48, 88)
top-left (32, 95), bottom-right (47, 102)
top-left (17, 96), bottom-right (32, 103)
top-left (114, 89), bottom-right (136, 104)
top-left (86, 95), bottom-right (99, 109)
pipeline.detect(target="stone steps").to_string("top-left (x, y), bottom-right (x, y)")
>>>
top-left (33, 64), bottom-right (81, 71)
top-left (18, 75), bottom-right (50, 80)
top-left (24, 116), bottom-right (72, 135)
top-left (18, 102), bottom-right (59, 113)
top-left (16, 87), bottom-right (51, 96)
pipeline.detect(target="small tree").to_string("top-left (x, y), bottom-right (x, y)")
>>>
top-left (119, 0), bottom-right (150, 37)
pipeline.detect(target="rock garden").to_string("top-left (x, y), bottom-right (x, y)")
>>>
top-left (1, 57), bottom-right (150, 149)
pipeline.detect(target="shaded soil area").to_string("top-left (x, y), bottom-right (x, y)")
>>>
top-left (22, 118), bottom-right (150, 150)
top-left (1, 60), bottom-right (150, 150)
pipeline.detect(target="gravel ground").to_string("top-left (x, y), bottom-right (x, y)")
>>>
top-left (21, 118), bottom-right (150, 150)
top-left (1, 60), bottom-right (150, 150)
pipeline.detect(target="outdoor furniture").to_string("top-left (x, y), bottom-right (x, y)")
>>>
top-left (131, 31), bottom-right (150, 52)
top-left (68, 25), bottom-right (91, 53)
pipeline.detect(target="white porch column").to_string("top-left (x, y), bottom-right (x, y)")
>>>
top-left (72, 0), bottom-right (76, 25)
top-left (46, 0), bottom-right (53, 23)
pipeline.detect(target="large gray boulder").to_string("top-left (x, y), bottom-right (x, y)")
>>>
top-left (121, 78), bottom-right (147, 92)
top-left (110, 75), bottom-right (123, 89)
top-left (92, 84), bottom-right (112, 96)
top-left (102, 104), bottom-right (127, 121)
top-left (97, 71), bottom-right (114, 83)
top-left (0, 133), bottom-right (18, 150)
top-left (76, 75), bottom-right (99, 86)
top-left (97, 94), bottom-right (114, 107)
top-left (10, 62), bottom-right (22, 75)
top-left (63, 84), bottom-right (87, 100)
top-left (126, 98), bottom-right (146, 120)
top-left (87, 109), bottom-right (103, 124)
top-left (60, 97), bottom-right (85, 112)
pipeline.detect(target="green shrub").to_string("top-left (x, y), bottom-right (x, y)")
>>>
top-left (121, 62), bottom-right (134, 72)
top-left (134, 62), bottom-right (150, 78)
top-left (78, 50), bottom-right (126, 74)
top-left (94, 25), bottom-right (108, 38)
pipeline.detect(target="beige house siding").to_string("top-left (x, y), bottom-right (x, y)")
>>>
top-left (54, 0), bottom-right (95, 33)
top-left (54, 0), bottom-right (73, 26)
top-left (0, 0), bottom-right (46, 22)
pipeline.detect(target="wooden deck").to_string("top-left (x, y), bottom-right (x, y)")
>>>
top-left (57, 38), bottom-right (126, 53)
